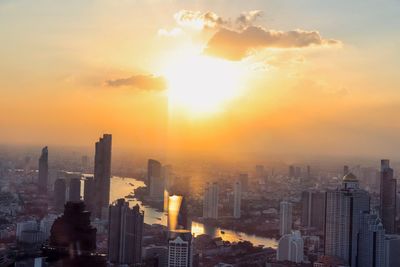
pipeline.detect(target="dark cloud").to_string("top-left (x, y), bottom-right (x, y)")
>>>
top-left (204, 26), bottom-right (341, 60)
top-left (106, 74), bottom-right (166, 91)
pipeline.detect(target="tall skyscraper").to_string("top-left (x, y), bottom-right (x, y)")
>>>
top-left (54, 179), bottom-right (66, 212)
top-left (94, 134), bottom-right (112, 218)
top-left (380, 159), bottom-right (396, 234)
top-left (108, 199), bottom-right (144, 266)
top-left (233, 181), bottom-right (241, 219)
top-left (69, 177), bottom-right (81, 202)
top-left (84, 176), bottom-right (95, 214)
top-left (324, 173), bottom-right (370, 267)
top-left (203, 182), bottom-right (219, 219)
top-left (277, 231), bottom-right (304, 263)
top-left (148, 159), bottom-right (164, 200)
top-left (357, 211), bottom-right (385, 267)
top-left (239, 173), bottom-right (248, 192)
top-left (38, 146), bottom-right (48, 194)
top-left (167, 230), bottom-right (193, 267)
top-left (280, 201), bottom-right (293, 236)
top-left (301, 190), bottom-right (325, 231)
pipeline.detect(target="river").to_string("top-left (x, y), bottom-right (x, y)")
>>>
top-left (109, 176), bottom-right (277, 248)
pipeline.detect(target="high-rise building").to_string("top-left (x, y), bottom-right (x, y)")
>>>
top-left (239, 173), bottom-right (248, 192)
top-left (233, 181), bottom-right (241, 219)
top-left (38, 146), bottom-right (48, 194)
top-left (94, 134), bottom-right (112, 218)
top-left (380, 159), bottom-right (396, 234)
top-left (301, 190), bottom-right (325, 231)
top-left (384, 234), bottom-right (400, 267)
top-left (69, 177), bottom-right (81, 202)
top-left (277, 230), bottom-right (304, 263)
top-left (289, 165), bottom-right (295, 178)
top-left (324, 173), bottom-right (370, 267)
top-left (167, 230), bottom-right (193, 267)
top-left (203, 182), bottom-right (219, 219)
top-left (280, 201), bottom-right (293, 236)
top-left (108, 199), bottom-right (144, 265)
top-left (54, 179), bottom-right (66, 212)
top-left (357, 211), bottom-right (385, 267)
top-left (343, 165), bottom-right (350, 176)
top-left (84, 176), bottom-right (95, 214)
top-left (148, 159), bottom-right (164, 200)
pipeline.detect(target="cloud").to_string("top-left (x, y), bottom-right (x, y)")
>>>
top-left (205, 26), bottom-right (341, 60)
top-left (173, 10), bottom-right (227, 30)
top-left (236, 10), bottom-right (263, 29)
top-left (106, 74), bottom-right (166, 91)
top-left (158, 27), bottom-right (183, 37)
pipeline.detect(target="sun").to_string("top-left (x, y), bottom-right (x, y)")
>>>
top-left (163, 53), bottom-right (245, 116)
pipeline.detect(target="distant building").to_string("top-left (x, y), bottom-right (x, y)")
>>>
top-left (343, 165), bottom-right (349, 177)
top-left (380, 159), bottom-right (396, 234)
top-left (279, 201), bottom-right (292, 236)
top-left (324, 173), bottom-right (370, 267)
top-left (94, 134), bottom-right (112, 218)
top-left (168, 230), bottom-right (193, 267)
top-left (301, 190), bottom-right (325, 231)
top-left (148, 159), bottom-right (164, 200)
top-left (239, 173), bottom-right (248, 192)
top-left (357, 211), bottom-right (385, 267)
top-left (203, 182), bottom-right (219, 219)
top-left (233, 181), bottom-right (241, 219)
top-left (277, 230), bottom-right (304, 263)
top-left (16, 220), bottom-right (38, 241)
top-left (108, 199), bottom-right (143, 265)
top-left (384, 234), bottom-right (400, 267)
top-left (68, 177), bottom-right (81, 202)
top-left (38, 146), bottom-right (48, 194)
top-left (84, 176), bottom-right (95, 214)
top-left (54, 179), bottom-right (66, 212)
top-left (289, 165), bottom-right (295, 178)
top-left (40, 214), bottom-right (58, 239)
top-left (143, 245), bottom-right (168, 267)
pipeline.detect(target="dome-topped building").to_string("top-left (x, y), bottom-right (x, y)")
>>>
top-left (343, 172), bottom-right (358, 181)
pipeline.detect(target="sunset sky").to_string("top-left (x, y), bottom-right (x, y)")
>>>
top-left (1, 0), bottom-right (400, 160)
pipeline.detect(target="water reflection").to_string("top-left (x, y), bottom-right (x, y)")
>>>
top-left (110, 176), bottom-right (277, 248)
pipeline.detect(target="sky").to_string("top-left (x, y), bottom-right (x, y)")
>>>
top-left (0, 0), bottom-right (400, 160)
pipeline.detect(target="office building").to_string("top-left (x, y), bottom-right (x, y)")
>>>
top-left (233, 181), bottom-right (241, 219)
top-left (380, 159), bottom-right (396, 234)
top-left (301, 190), bottom-right (325, 231)
top-left (384, 235), bottom-right (400, 267)
top-left (280, 201), bottom-right (293, 236)
top-left (84, 176), bottom-right (95, 213)
top-left (143, 245), bottom-right (168, 267)
top-left (168, 230), bottom-right (193, 267)
top-left (94, 134), bottom-right (112, 218)
top-left (38, 146), bottom-right (48, 194)
top-left (277, 231), bottom-right (304, 263)
top-left (54, 179), bottom-right (66, 212)
top-left (324, 173), bottom-right (370, 267)
top-left (357, 212), bottom-right (385, 267)
top-left (148, 159), bottom-right (164, 200)
top-left (108, 199), bottom-right (144, 265)
top-left (203, 182), bottom-right (219, 219)
top-left (69, 177), bottom-right (81, 202)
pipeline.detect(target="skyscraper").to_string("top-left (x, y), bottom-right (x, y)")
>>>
top-left (277, 231), bottom-right (304, 263)
top-left (203, 182), bottom-right (219, 219)
top-left (54, 179), bottom-right (66, 212)
top-left (357, 211), bottom-right (385, 267)
top-left (324, 173), bottom-right (370, 267)
top-left (380, 159), bottom-right (396, 234)
top-left (239, 173), bottom-right (248, 192)
top-left (84, 176), bottom-right (95, 214)
top-left (233, 181), bottom-right (241, 219)
top-left (301, 190), bottom-right (325, 231)
top-left (69, 177), bottom-right (81, 202)
top-left (167, 230), bottom-right (193, 267)
top-left (38, 146), bottom-right (48, 194)
top-left (148, 159), bottom-right (164, 200)
top-left (94, 134), bottom-right (112, 218)
top-left (280, 201), bottom-right (293, 236)
top-left (108, 199), bottom-right (144, 266)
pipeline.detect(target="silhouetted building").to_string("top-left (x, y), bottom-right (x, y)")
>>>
top-left (203, 182), bottom-right (219, 219)
top-left (108, 199), bottom-right (143, 265)
top-left (168, 230), bottom-right (193, 267)
top-left (69, 177), bottom-right (81, 202)
top-left (50, 201), bottom-right (96, 252)
top-left (143, 245), bottom-right (168, 267)
top-left (84, 176), bottom-right (95, 214)
top-left (301, 190), bottom-right (325, 231)
top-left (54, 179), bottom-right (66, 212)
top-left (289, 165), bottom-right (295, 178)
top-left (233, 180), bottom-right (241, 219)
top-left (94, 134), bottom-right (112, 218)
top-left (38, 146), bottom-right (48, 194)
top-left (277, 231), bottom-right (304, 263)
top-left (324, 173), bottom-right (370, 267)
top-left (384, 234), bottom-right (400, 267)
top-left (380, 159), bottom-right (396, 234)
top-left (239, 173), bottom-right (248, 192)
top-left (178, 196), bottom-right (189, 230)
top-left (343, 165), bottom-right (350, 176)
top-left (280, 201), bottom-right (292, 236)
top-left (148, 159), bottom-right (163, 200)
